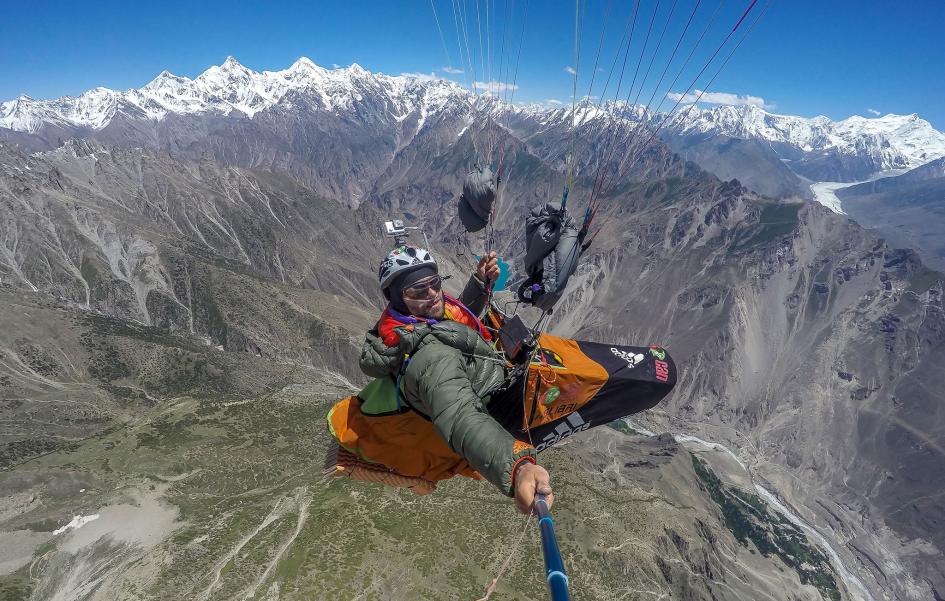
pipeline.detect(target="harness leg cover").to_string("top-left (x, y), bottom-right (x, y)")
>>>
top-left (488, 333), bottom-right (676, 452)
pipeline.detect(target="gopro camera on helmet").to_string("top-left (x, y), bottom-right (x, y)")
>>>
top-left (383, 220), bottom-right (406, 238)
top-left (381, 218), bottom-right (429, 249)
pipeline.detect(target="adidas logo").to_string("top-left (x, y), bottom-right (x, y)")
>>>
top-left (610, 347), bottom-right (645, 368)
top-left (536, 412), bottom-right (591, 452)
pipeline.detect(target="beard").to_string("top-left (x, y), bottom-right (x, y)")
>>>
top-left (404, 293), bottom-right (445, 320)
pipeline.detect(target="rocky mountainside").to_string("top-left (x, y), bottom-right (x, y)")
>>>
top-left (1, 57), bottom-right (944, 600)
top-left (661, 130), bottom-right (810, 199)
top-left (835, 157), bottom-right (945, 271)
top-left (0, 139), bottom-right (855, 601)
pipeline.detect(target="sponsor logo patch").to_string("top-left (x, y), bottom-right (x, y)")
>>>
top-left (655, 359), bottom-right (670, 382)
top-left (610, 347), bottom-right (646, 369)
top-left (536, 412), bottom-right (591, 452)
top-left (649, 346), bottom-right (666, 360)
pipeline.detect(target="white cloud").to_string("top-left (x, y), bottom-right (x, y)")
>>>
top-left (564, 66), bottom-right (577, 75)
top-left (401, 71), bottom-right (441, 82)
top-left (667, 89), bottom-right (774, 109)
top-left (546, 99), bottom-right (564, 105)
top-left (441, 66), bottom-right (464, 74)
top-left (473, 80), bottom-right (519, 92)
top-left (867, 108), bottom-right (881, 116)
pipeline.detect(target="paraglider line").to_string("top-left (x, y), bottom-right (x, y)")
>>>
top-left (491, 0), bottom-right (529, 212)
top-left (587, 0), bottom-right (663, 206)
top-left (621, 0), bottom-right (770, 180)
top-left (584, 0), bottom-right (616, 101)
top-left (430, 0), bottom-right (455, 70)
top-left (589, 0), bottom-right (707, 211)
top-left (563, 0), bottom-right (585, 206)
top-left (596, 0), bottom-right (757, 207)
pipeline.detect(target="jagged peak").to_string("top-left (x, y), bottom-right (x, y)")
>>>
top-left (198, 56), bottom-right (254, 82)
top-left (3, 56), bottom-right (941, 180)
top-left (143, 69), bottom-right (191, 90)
top-left (222, 56), bottom-right (245, 70)
top-left (347, 63), bottom-right (368, 76)
top-left (290, 56), bottom-right (319, 70)
top-left (82, 86), bottom-right (118, 96)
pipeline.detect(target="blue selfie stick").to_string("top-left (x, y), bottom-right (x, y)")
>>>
top-left (535, 493), bottom-right (570, 601)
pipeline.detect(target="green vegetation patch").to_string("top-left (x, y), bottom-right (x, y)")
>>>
top-left (643, 176), bottom-right (688, 205)
top-left (0, 579), bottom-right (31, 601)
top-left (908, 266), bottom-right (942, 294)
top-left (606, 419), bottom-right (641, 436)
top-left (13, 339), bottom-right (64, 377)
top-left (691, 454), bottom-right (841, 601)
top-left (736, 203), bottom-right (803, 249)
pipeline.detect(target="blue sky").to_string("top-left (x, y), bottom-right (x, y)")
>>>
top-left (2, 0), bottom-right (943, 129)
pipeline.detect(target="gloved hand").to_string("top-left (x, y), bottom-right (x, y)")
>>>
top-left (477, 251), bottom-right (501, 284)
top-left (513, 462), bottom-right (554, 515)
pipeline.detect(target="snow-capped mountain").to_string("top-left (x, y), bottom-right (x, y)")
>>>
top-left (667, 104), bottom-right (945, 173)
top-left (0, 56), bottom-right (473, 134)
top-left (3, 56), bottom-right (944, 190)
top-left (0, 57), bottom-right (508, 203)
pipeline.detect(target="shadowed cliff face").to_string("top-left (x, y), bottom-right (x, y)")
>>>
top-left (0, 89), bottom-right (943, 600)
top-left (837, 157), bottom-right (945, 272)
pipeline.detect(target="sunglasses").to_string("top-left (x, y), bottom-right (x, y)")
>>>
top-left (402, 275), bottom-right (448, 300)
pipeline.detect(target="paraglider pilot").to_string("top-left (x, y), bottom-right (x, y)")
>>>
top-left (356, 245), bottom-right (677, 513)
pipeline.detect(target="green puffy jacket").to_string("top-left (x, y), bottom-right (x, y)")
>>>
top-left (359, 275), bottom-right (536, 496)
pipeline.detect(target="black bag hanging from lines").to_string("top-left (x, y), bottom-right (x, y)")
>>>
top-left (458, 166), bottom-right (496, 233)
top-left (520, 202), bottom-right (583, 311)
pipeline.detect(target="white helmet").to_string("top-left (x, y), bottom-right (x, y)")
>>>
top-left (378, 246), bottom-right (437, 290)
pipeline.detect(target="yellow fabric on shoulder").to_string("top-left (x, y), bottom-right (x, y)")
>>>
top-left (443, 304), bottom-right (459, 321)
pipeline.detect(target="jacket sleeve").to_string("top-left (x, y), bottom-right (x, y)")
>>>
top-left (359, 328), bottom-right (403, 379)
top-left (458, 274), bottom-right (488, 317)
top-left (404, 345), bottom-right (536, 496)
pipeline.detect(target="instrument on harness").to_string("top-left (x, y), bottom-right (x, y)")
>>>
top-left (497, 314), bottom-right (535, 363)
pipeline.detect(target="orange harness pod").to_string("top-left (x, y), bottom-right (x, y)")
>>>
top-left (326, 378), bottom-right (482, 491)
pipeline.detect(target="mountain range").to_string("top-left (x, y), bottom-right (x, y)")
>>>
top-left (5, 57), bottom-right (945, 188)
top-left (1, 57), bottom-right (944, 601)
